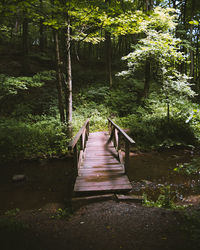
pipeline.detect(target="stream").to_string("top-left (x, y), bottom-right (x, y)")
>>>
top-left (0, 158), bottom-right (74, 214)
top-left (128, 149), bottom-right (200, 204)
top-left (0, 149), bottom-right (199, 214)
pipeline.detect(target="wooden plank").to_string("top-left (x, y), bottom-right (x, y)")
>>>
top-left (85, 146), bottom-right (115, 150)
top-left (80, 164), bottom-right (123, 168)
top-left (73, 131), bottom-right (131, 195)
top-left (74, 184), bottom-right (132, 193)
top-left (83, 159), bottom-right (120, 164)
top-left (83, 157), bottom-right (118, 162)
top-left (75, 175), bottom-right (131, 187)
top-left (79, 167), bottom-right (123, 172)
top-left (78, 171), bottom-right (124, 176)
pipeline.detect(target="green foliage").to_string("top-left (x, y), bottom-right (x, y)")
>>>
top-left (0, 71), bottom-right (55, 99)
top-left (51, 208), bottom-right (72, 219)
top-left (105, 79), bottom-right (143, 116)
top-left (73, 85), bottom-right (111, 132)
top-left (0, 116), bottom-right (69, 162)
top-left (143, 185), bottom-right (183, 209)
top-left (174, 158), bottom-right (200, 176)
top-left (5, 208), bottom-right (20, 217)
top-left (189, 20), bottom-right (199, 25)
top-left (73, 102), bottom-right (109, 133)
top-left (142, 7), bottom-right (177, 32)
top-left (0, 71), bottom-right (58, 117)
top-left (118, 7), bottom-right (195, 108)
top-left (114, 94), bottom-right (198, 150)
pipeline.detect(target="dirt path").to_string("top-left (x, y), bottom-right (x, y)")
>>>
top-left (1, 200), bottom-right (199, 250)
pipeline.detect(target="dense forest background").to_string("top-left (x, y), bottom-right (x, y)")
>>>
top-left (0, 0), bottom-right (200, 162)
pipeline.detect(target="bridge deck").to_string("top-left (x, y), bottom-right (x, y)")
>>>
top-left (74, 132), bottom-right (132, 195)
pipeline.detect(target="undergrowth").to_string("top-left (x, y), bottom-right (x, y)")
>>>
top-left (1, 76), bottom-right (200, 162)
top-left (174, 157), bottom-right (200, 176)
top-left (142, 185), bottom-right (186, 209)
top-left (0, 116), bottom-right (69, 163)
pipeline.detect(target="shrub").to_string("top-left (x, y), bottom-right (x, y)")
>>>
top-left (114, 103), bottom-right (197, 150)
top-left (0, 116), bottom-right (69, 162)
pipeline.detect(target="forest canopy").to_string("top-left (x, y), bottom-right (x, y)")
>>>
top-left (0, 0), bottom-right (200, 162)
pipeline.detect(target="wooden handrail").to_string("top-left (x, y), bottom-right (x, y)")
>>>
top-left (108, 118), bottom-right (135, 144)
top-left (108, 118), bottom-right (135, 174)
top-left (68, 119), bottom-right (89, 150)
top-left (68, 119), bottom-right (89, 175)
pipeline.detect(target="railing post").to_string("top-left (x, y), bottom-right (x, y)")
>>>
top-left (80, 133), bottom-right (84, 150)
top-left (73, 144), bottom-right (78, 176)
top-left (115, 128), bottom-right (119, 149)
top-left (107, 118), bottom-right (135, 174)
top-left (118, 133), bottom-right (123, 164)
top-left (124, 141), bottom-right (130, 174)
top-left (86, 123), bottom-right (89, 142)
top-left (108, 120), bottom-right (112, 135)
top-left (68, 119), bottom-right (90, 176)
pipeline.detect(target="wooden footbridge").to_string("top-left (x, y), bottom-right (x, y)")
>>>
top-left (68, 119), bottom-right (135, 196)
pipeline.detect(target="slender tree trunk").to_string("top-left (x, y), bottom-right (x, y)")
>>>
top-left (65, 23), bottom-right (73, 133)
top-left (145, 0), bottom-right (153, 12)
top-left (180, 0), bottom-right (187, 74)
top-left (105, 0), bottom-right (112, 87)
top-left (105, 31), bottom-right (112, 87)
top-left (190, 0), bottom-right (195, 79)
top-left (143, 60), bottom-right (151, 98)
top-left (172, 0), bottom-right (176, 8)
top-left (22, 13), bottom-right (29, 74)
top-left (196, 30), bottom-right (199, 84)
top-left (54, 29), bottom-right (66, 123)
top-left (39, 0), bottom-right (45, 52)
top-left (22, 16), bottom-right (29, 55)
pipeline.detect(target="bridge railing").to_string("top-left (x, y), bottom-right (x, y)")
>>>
top-left (108, 118), bottom-right (135, 174)
top-left (68, 119), bottom-right (89, 175)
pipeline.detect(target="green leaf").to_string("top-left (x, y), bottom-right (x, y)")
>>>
top-left (189, 20), bottom-right (199, 25)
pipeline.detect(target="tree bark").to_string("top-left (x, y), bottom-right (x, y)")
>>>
top-left (39, 0), bottom-right (45, 52)
top-left (143, 60), bottom-right (151, 98)
top-left (54, 29), bottom-right (66, 123)
top-left (65, 23), bottom-right (73, 133)
top-left (105, 0), bottom-right (112, 88)
top-left (189, 0), bottom-right (195, 79)
top-left (22, 16), bottom-right (28, 55)
top-left (180, 0), bottom-right (187, 74)
top-left (105, 31), bottom-right (112, 87)
top-left (196, 30), bottom-right (199, 83)
top-left (145, 0), bottom-right (153, 12)
top-left (22, 13), bottom-right (29, 74)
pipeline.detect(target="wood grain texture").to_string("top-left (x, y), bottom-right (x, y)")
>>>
top-left (73, 132), bottom-right (132, 195)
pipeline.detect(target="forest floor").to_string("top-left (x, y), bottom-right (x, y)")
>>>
top-left (0, 198), bottom-right (200, 250)
top-left (1, 152), bottom-right (200, 250)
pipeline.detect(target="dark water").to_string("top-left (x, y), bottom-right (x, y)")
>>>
top-left (128, 149), bottom-right (200, 203)
top-left (0, 150), bottom-right (200, 213)
top-left (0, 158), bottom-right (74, 214)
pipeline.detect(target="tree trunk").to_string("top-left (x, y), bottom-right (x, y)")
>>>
top-left (54, 29), bottom-right (66, 123)
top-left (145, 0), bottom-right (153, 12)
top-left (189, 0), bottom-right (195, 79)
top-left (39, 0), bottom-right (45, 52)
top-left (22, 14), bottom-right (29, 74)
top-left (105, 31), bottom-right (112, 88)
top-left (143, 60), bottom-right (151, 98)
top-left (22, 17), bottom-right (28, 55)
top-left (65, 24), bottom-right (73, 134)
top-left (105, 0), bottom-right (112, 88)
top-left (196, 30), bottom-right (199, 84)
top-left (180, 0), bottom-right (187, 74)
